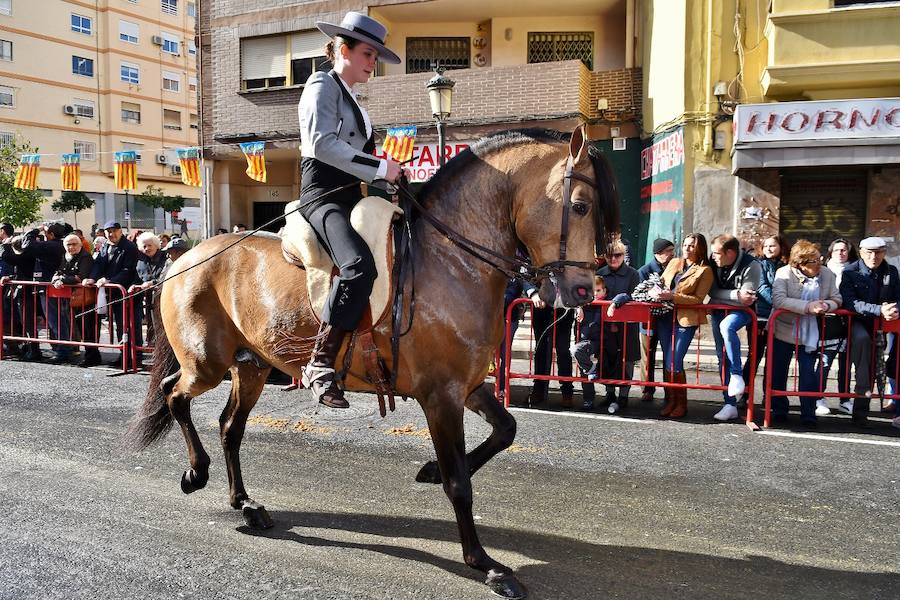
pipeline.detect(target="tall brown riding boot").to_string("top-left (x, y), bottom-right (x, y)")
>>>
top-left (302, 322), bottom-right (350, 409)
top-left (668, 371), bottom-right (688, 419)
top-left (660, 369), bottom-right (675, 416)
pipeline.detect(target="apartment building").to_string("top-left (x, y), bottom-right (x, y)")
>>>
top-left (641, 0), bottom-right (900, 264)
top-left (200, 0), bottom-right (644, 241)
top-left (0, 0), bottom-right (200, 232)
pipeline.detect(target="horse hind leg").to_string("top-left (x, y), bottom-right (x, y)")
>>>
top-left (220, 360), bottom-right (273, 529)
top-left (167, 369), bottom-right (221, 495)
top-left (421, 395), bottom-right (527, 599)
top-left (416, 383), bottom-right (517, 485)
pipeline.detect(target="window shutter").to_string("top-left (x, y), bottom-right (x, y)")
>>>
top-left (291, 30), bottom-right (329, 60)
top-left (241, 36), bottom-right (287, 80)
top-left (119, 20), bottom-right (139, 40)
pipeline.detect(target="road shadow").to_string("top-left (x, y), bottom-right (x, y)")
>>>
top-left (238, 510), bottom-right (899, 599)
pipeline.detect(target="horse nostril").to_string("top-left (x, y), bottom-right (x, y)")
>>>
top-left (576, 286), bottom-right (589, 298)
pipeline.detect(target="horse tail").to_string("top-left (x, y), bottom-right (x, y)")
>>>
top-left (588, 147), bottom-right (621, 253)
top-left (126, 295), bottom-right (179, 450)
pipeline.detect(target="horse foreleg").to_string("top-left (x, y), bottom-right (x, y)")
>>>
top-left (423, 397), bottom-right (527, 600)
top-left (220, 362), bottom-right (273, 529)
top-left (168, 384), bottom-right (211, 494)
top-left (416, 383), bottom-right (517, 485)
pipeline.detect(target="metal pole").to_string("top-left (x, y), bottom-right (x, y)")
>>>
top-left (125, 190), bottom-right (131, 231)
top-left (437, 119), bottom-right (446, 168)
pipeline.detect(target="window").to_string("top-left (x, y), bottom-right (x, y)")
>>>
top-left (290, 30), bottom-right (329, 86)
top-left (241, 35), bottom-right (288, 90)
top-left (121, 101), bottom-right (141, 124)
top-left (74, 140), bottom-right (96, 161)
top-left (188, 39), bottom-right (196, 56)
top-left (121, 141), bottom-right (143, 163)
top-left (188, 75), bottom-right (197, 91)
top-left (0, 131), bottom-right (14, 147)
top-left (0, 0), bottom-right (9, 16)
top-left (0, 39), bottom-right (11, 61)
top-left (187, 2), bottom-right (196, 17)
top-left (73, 98), bottom-right (95, 118)
top-left (71, 14), bottom-right (91, 35)
top-left (119, 20), bottom-right (139, 44)
top-left (162, 32), bottom-right (179, 55)
top-left (121, 62), bottom-right (140, 84)
top-left (72, 55), bottom-right (94, 77)
top-left (163, 108), bottom-right (181, 130)
top-left (162, 70), bottom-right (180, 92)
top-left (0, 85), bottom-right (13, 107)
top-left (406, 37), bottom-right (470, 74)
top-left (161, 0), bottom-right (177, 16)
top-left (189, 113), bottom-right (198, 129)
top-left (527, 32), bottom-right (593, 70)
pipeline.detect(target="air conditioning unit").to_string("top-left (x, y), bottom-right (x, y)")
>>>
top-left (134, 152), bottom-right (142, 163)
top-left (170, 164), bottom-right (182, 176)
top-left (151, 35), bottom-right (163, 46)
top-left (63, 104), bottom-right (76, 115)
top-left (155, 153), bottom-right (168, 165)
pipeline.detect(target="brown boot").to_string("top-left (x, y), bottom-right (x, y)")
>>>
top-left (302, 322), bottom-right (350, 409)
top-left (659, 369), bottom-right (675, 416)
top-left (668, 371), bottom-right (688, 418)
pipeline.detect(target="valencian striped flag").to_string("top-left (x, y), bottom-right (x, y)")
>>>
top-left (381, 126), bottom-right (417, 162)
top-left (176, 147), bottom-right (201, 187)
top-left (239, 141), bottom-right (267, 183)
top-left (14, 154), bottom-right (40, 190)
top-left (60, 153), bottom-right (81, 191)
top-left (114, 150), bottom-right (138, 191)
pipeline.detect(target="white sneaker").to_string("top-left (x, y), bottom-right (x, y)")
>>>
top-left (727, 374), bottom-right (746, 398)
top-left (892, 416), bottom-right (900, 430)
top-left (838, 399), bottom-right (854, 415)
top-left (608, 402), bottom-right (620, 415)
top-left (815, 399), bottom-right (831, 417)
top-left (713, 404), bottom-right (739, 421)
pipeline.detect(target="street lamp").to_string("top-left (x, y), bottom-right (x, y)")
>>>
top-left (426, 65), bottom-right (455, 167)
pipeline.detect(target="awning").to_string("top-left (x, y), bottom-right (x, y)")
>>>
top-left (732, 137), bottom-right (900, 173)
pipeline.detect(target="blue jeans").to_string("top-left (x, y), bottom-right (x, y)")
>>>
top-left (42, 294), bottom-right (71, 358)
top-left (769, 338), bottom-right (823, 423)
top-left (710, 309), bottom-right (753, 405)
top-left (655, 313), bottom-right (697, 375)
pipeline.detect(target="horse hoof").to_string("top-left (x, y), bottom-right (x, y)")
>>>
top-left (180, 469), bottom-right (207, 494)
top-left (415, 461), bottom-right (442, 484)
top-left (486, 572), bottom-right (527, 599)
top-left (241, 501), bottom-right (274, 529)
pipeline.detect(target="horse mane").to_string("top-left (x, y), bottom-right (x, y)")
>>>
top-left (418, 127), bottom-right (620, 253)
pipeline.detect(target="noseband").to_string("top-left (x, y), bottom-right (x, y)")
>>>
top-left (394, 154), bottom-right (600, 284)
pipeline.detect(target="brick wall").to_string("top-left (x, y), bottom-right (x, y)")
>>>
top-left (589, 68), bottom-right (642, 116)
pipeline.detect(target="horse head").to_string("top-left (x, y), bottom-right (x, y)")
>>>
top-left (513, 125), bottom-right (620, 308)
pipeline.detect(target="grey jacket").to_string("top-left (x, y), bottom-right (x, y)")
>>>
top-left (709, 250), bottom-right (762, 308)
top-left (298, 70), bottom-right (384, 184)
top-left (771, 265), bottom-right (841, 345)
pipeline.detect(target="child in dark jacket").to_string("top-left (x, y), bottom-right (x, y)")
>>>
top-left (572, 275), bottom-right (606, 410)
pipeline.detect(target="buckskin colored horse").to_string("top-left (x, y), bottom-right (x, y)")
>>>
top-left (127, 126), bottom-right (619, 599)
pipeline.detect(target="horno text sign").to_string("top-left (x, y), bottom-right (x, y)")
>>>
top-left (734, 98), bottom-right (900, 144)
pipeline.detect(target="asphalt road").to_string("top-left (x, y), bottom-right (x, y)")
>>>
top-left (1, 360), bottom-right (898, 600)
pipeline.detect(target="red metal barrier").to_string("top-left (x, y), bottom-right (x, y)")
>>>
top-left (763, 308), bottom-right (900, 428)
top-left (498, 298), bottom-right (758, 427)
top-left (0, 279), bottom-right (130, 371)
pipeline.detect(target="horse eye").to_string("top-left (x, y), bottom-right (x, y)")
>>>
top-left (572, 202), bottom-right (590, 216)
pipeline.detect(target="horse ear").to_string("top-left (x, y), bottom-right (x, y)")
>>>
top-left (569, 124), bottom-right (587, 163)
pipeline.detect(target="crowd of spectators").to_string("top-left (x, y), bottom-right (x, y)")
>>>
top-left (0, 220), bottom-right (191, 368)
top-left (504, 232), bottom-right (900, 430)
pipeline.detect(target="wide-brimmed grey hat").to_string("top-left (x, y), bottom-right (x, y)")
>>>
top-left (316, 12), bottom-right (401, 64)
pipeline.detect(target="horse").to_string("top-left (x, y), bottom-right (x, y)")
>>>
top-left (127, 125), bottom-right (619, 599)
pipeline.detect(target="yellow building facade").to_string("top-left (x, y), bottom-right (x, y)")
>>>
top-left (0, 0), bottom-right (200, 232)
top-left (640, 0), bottom-right (900, 264)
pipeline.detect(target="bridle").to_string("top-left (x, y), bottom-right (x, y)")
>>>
top-left (394, 154), bottom-right (600, 285)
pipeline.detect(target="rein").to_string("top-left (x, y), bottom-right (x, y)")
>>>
top-left (393, 154), bottom-right (599, 285)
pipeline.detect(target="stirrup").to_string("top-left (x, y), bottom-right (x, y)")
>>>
top-left (301, 364), bottom-right (335, 388)
top-left (302, 365), bottom-right (349, 409)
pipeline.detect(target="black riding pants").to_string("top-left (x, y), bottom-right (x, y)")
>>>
top-left (303, 201), bottom-right (377, 331)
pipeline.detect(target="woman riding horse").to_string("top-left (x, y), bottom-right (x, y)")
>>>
top-left (298, 12), bottom-right (403, 409)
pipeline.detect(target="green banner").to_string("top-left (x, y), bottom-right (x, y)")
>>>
top-left (640, 127), bottom-right (684, 264)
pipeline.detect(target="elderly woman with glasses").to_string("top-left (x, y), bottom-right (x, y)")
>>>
top-left (769, 240), bottom-right (842, 427)
top-left (52, 233), bottom-right (99, 366)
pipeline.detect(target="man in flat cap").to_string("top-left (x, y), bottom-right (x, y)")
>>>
top-left (83, 221), bottom-right (140, 367)
top-left (839, 236), bottom-right (900, 427)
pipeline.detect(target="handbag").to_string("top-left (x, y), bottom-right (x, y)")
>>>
top-left (819, 313), bottom-right (847, 341)
top-left (71, 285), bottom-right (98, 311)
